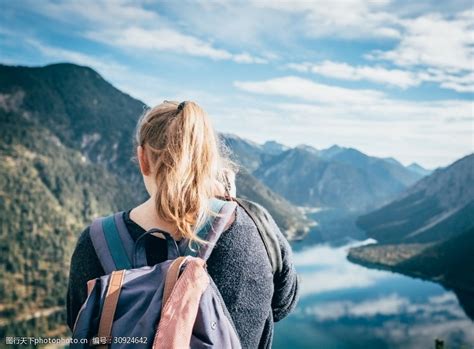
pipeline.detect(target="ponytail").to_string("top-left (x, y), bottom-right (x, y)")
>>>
top-left (135, 101), bottom-right (236, 243)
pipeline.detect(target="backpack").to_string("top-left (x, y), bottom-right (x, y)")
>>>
top-left (70, 197), bottom-right (281, 348)
top-left (71, 198), bottom-right (241, 348)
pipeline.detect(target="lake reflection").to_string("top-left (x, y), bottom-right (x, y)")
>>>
top-left (274, 240), bottom-right (474, 349)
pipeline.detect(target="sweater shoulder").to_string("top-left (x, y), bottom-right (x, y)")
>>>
top-left (212, 204), bottom-right (272, 271)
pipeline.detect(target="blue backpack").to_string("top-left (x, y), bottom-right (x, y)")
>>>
top-left (70, 198), bottom-right (241, 349)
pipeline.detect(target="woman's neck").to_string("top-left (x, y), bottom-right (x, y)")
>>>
top-left (129, 197), bottom-right (178, 238)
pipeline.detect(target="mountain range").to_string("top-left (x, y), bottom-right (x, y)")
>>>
top-left (223, 134), bottom-right (427, 212)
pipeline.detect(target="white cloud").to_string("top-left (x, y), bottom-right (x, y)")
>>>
top-left (234, 76), bottom-right (384, 104)
top-left (287, 58), bottom-right (474, 92)
top-left (299, 267), bottom-right (388, 296)
top-left (298, 305), bottom-right (474, 348)
top-left (279, 6), bottom-right (474, 93)
top-left (251, 0), bottom-right (402, 39)
top-left (87, 27), bottom-right (267, 64)
top-left (304, 294), bottom-right (409, 320)
top-left (364, 11), bottom-right (474, 92)
top-left (22, 0), bottom-right (160, 27)
top-left (418, 69), bottom-right (474, 93)
top-left (90, 27), bottom-right (232, 60)
top-left (287, 60), bottom-right (421, 88)
top-left (234, 76), bottom-right (473, 120)
top-left (24, 0), bottom-right (268, 65)
top-left (371, 11), bottom-right (474, 72)
top-left (350, 294), bottom-right (409, 317)
top-left (301, 290), bottom-right (468, 322)
top-left (159, 2), bottom-right (291, 51)
top-left (277, 99), bottom-right (472, 121)
top-left (233, 52), bottom-right (268, 64)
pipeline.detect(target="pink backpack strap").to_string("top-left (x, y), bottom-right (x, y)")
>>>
top-left (153, 257), bottom-right (209, 348)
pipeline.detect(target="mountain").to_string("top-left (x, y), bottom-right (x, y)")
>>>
top-left (294, 144), bottom-right (319, 155)
top-left (348, 154), bottom-right (474, 319)
top-left (319, 147), bottom-right (420, 188)
top-left (407, 162), bottom-right (432, 176)
top-left (235, 169), bottom-right (310, 240)
top-left (319, 144), bottom-right (343, 158)
top-left (253, 145), bottom-right (424, 211)
top-left (0, 63), bottom-right (145, 188)
top-left (321, 146), bottom-right (429, 184)
top-left (357, 154), bottom-right (474, 243)
top-left (221, 133), bottom-right (265, 172)
top-left (219, 134), bottom-right (310, 238)
top-left (0, 63), bottom-right (310, 340)
top-left (382, 157), bottom-right (404, 167)
top-left (262, 140), bottom-right (289, 156)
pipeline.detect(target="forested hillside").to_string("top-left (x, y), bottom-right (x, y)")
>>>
top-left (0, 105), bottom-right (138, 339)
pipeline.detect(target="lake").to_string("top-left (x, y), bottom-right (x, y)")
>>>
top-left (273, 239), bottom-right (474, 349)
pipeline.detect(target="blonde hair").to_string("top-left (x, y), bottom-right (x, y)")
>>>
top-left (134, 100), bottom-right (236, 244)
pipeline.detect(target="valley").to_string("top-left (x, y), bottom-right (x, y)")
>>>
top-left (1, 62), bottom-right (472, 347)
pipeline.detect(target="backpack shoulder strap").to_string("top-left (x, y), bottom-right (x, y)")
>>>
top-left (233, 197), bottom-right (283, 275)
top-left (181, 198), bottom-right (237, 260)
top-left (89, 212), bottom-right (133, 274)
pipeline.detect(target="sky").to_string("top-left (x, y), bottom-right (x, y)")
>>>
top-left (1, 0), bottom-right (473, 168)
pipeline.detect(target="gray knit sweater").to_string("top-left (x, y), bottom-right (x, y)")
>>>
top-left (66, 205), bottom-right (299, 348)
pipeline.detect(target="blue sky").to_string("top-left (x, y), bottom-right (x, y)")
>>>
top-left (1, 0), bottom-right (473, 168)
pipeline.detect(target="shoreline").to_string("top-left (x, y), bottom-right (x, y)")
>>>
top-left (346, 247), bottom-right (474, 323)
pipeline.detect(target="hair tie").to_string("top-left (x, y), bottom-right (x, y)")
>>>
top-left (177, 101), bottom-right (186, 112)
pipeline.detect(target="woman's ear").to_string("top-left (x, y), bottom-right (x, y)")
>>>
top-left (137, 145), bottom-right (150, 176)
